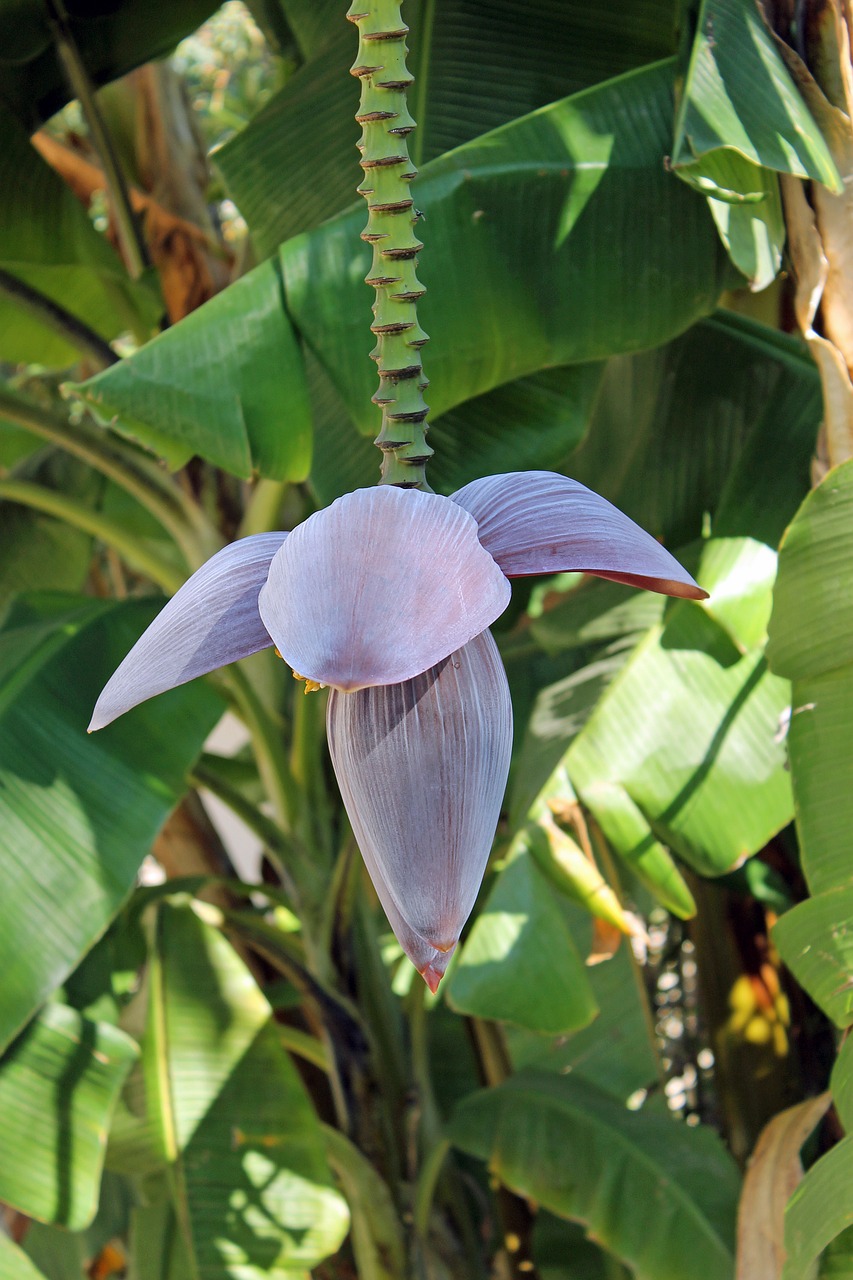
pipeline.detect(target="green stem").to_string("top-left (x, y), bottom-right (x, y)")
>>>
top-left (188, 759), bottom-right (308, 906)
top-left (47, 0), bottom-right (150, 280)
top-left (0, 382), bottom-right (209, 562)
top-left (588, 815), bottom-right (667, 1093)
top-left (0, 478), bottom-right (182, 591)
top-left (469, 1018), bottom-right (513, 1085)
top-left (237, 478), bottom-right (287, 538)
top-left (349, 0), bottom-right (433, 488)
top-left (217, 665), bottom-right (301, 835)
top-left (413, 1137), bottom-right (450, 1239)
top-left (278, 1025), bottom-right (330, 1073)
top-left (407, 981), bottom-right (442, 1150)
top-left (0, 269), bottom-right (118, 370)
top-left (222, 908), bottom-right (359, 1132)
top-left (468, 1020), bottom-right (540, 1279)
top-left (291, 685), bottom-right (334, 861)
top-left (322, 1124), bottom-right (408, 1279)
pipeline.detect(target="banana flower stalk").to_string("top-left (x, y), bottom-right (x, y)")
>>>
top-left (90, 472), bottom-right (705, 990)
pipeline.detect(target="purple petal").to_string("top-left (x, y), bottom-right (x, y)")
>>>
top-left (258, 487), bottom-right (510, 692)
top-left (89, 533), bottom-right (286, 731)
top-left (452, 472), bottom-right (707, 599)
top-left (326, 629), bottom-right (512, 976)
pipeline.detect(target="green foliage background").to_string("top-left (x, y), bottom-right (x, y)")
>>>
top-left (0, 0), bottom-right (851, 1276)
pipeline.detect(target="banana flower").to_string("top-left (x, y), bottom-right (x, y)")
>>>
top-left (90, 472), bottom-right (704, 990)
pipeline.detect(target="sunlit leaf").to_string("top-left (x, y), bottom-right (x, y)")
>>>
top-left (448, 845), bottom-right (598, 1034)
top-left (783, 1137), bottom-right (853, 1280)
top-left (451, 1071), bottom-right (740, 1280)
top-left (280, 60), bottom-right (729, 438)
top-left (772, 887), bottom-right (853, 1028)
top-left (672, 0), bottom-right (840, 188)
top-left (72, 259), bottom-right (312, 479)
top-left (0, 1003), bottom-right (137, 1230)
top-left (217, 0), bottom-right (679, 252)
top-left (506, 919), bottom-right (658, 1103)
top-left (141, 899), bottom-right (349, 1276)
top-left (676, 151), bottom-right (785, 290)
top-left (0, 1234), bottom-right (49, 1280)
top-left (0, 595), bottom-right (223, 1053)
top-left (518, 540), bottom-right (792, 892)
top-left (0, 105), bottom-right (160, 365)
top-left (768, 460), bottom-right (853, 895)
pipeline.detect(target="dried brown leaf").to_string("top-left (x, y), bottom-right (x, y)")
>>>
top-left (735, 1092), bottom-right (832, 1280)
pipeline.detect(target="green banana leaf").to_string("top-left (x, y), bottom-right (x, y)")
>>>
top-left (0, 1002), bottom-right (137, 1230)
top-left (516, 538), bottom-right (792, 899)
top-left (0, 105), bottom-right (160, 366)
top-left (132, 898), bottom-right (349, 1276)
top-left (0, 1234), bottom-right (49, 1280)
top-left (448, 842), bottom-right (599, 1034)
top-left (75, 59), bottom-right (730, 480)
top-left (671, 0), bottom-right (840, 185)
top-left (73, 259), bottom-right (312, 478)
top-left (0, 594), bottom-right (223, 1053)
top-left (451, 1070), bottom-right (740, 1280)
top-left (0, 0), bottom-right (219, 129)
top-left (217, 0), bottom-right (679, 253)
top-left (783, 1138), bottom-right (853, 1280)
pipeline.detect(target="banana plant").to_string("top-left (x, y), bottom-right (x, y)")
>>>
top-left (0, 0), bottom-right (849, 1277)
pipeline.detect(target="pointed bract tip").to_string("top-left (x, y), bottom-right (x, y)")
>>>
top-left (421, 964), bottom-right (444, 994)
top-left (87, 705), bottom-right (110, 733)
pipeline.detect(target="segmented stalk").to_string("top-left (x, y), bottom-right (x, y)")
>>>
top-left (348, 0), bottom-right (432, 488)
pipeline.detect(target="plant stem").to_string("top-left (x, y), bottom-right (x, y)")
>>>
top-left (588, 814), bottom-right (667, 1093)
top-left (46, 0), bottom-right (150, 280)
top-left (349, 0), bottom-right (433, 488)
top-left (469, 1018), bottom-right (513, 1085)
top-left (468, 1020), bottom-right (540, 1279)
top-left (217, 665), bottom-right (301, 835)
top-left (188, 759), bottom-right (307, 906)
top-left (237, 478), bottom-right (287, 538)
top-left (0, 382), bottom-right (209, 562)
top-left (0, 269), bottom-right (118, 369)
top-left (322, 1124), bottom-right (408, 1278)
top-left (413, 1137), bottom-right (450, 1238)
top-left (291, 685), bottom-right (334, 861)
top-left (0, 478), bottom-right (182, 591)
top-left (278, 1025), bottom-right (330, 1073)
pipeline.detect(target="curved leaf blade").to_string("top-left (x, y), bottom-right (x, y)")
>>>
top-left (564, 541), bottom-right (792, 879)
top-left (767, 461), bottom-right (853, 895)
top-left (672, 0), bottom-right (840, 187)
top-left (145, 900), bottom-right (350, 1276)
top-left (217, 0), bottom-right (680, 252)
top-left (451, 1070), bottom-right (740, 1280)
top-left (0, 0), bottom-right (219, 129)
top-left (0, 1003), bottom-right (137, 1230)
top-left (0, 105), bottom-right (159, 365)
top-left (280, 60), bottom-right (730, 435)
top-left (767, 458), bottom-right (853, 683)
top-left (448, 844), bottom-right (599, 1034)
top-left (783, 1137), bottom-right (853, 1280)
top-left (73, 260), bottom-right (312, 479)
top-left (0, 596), bottom-right (223, 1053)
top-left (772, 886), bottom-right (853, 1028)
top-left (0, 1234), bottom-right (49, 1280)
